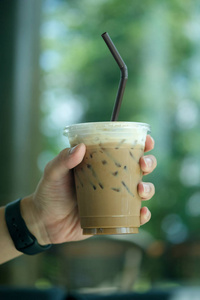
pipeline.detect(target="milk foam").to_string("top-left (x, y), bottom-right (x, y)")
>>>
top-left (64, 122), bottom-right (150, 147)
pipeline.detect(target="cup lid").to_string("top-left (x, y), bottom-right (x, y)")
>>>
top-left (63, 121), bottom-right (151, 136)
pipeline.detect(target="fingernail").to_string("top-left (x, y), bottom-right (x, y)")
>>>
top-left (69, 144), bottom-right (79, 155)
top-left (144, 157), bottom-right (152, 168)
top-left (143, 183), bottom-right (151, 194)
top-left (150, 136), bottom-right (155, 144)
top-left (145, 209), bottom-right (151, 221)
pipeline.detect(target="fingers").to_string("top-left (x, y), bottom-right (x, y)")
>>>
top-left (140, 154), bottom-right (157, 175)
top-left (138, 182), bottom-right (155, 200)
top-left (138, 182), bottom-right (154, 225)
top-left (44, 143), bottom-right (86, 181)
top-left (139, 135), bottom-right (155, 226)
top-left (141, 135), bottom-right (157, 175)
top-left (144, 135), bottom-right (155, 153)
top-left (140, 207), bottom-right (151, 225)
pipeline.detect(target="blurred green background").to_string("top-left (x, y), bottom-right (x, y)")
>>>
top-left (1, 0), bottom-right (200, 293)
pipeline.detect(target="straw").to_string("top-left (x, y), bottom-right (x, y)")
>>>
top-left (101, 32), bottom-right (128, 121)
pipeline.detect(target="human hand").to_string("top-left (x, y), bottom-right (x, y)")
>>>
top-left (21, 135), bottom-right (156, 246)
top-left (21, 143), bottom-right (88, 246)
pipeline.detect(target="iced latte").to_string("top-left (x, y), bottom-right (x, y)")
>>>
top-left (64, 122), bottom-right (150, 235)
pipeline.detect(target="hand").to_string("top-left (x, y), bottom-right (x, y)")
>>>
top-left (21, 144), bottom-right (88, 245)
top-left (21, 136), bottom-right (156, 246)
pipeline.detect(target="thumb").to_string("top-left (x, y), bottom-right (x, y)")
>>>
top-left (67, 143), bottom-right (86, 169)
top-left (44, 143), bottom-right (86, 181)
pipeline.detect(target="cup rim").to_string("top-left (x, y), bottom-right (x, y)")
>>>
top-left (63, 121), bottom-right (151, 135)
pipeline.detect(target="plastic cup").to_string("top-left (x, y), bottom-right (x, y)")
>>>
top-left (63, 121), bottom-right (150, 235)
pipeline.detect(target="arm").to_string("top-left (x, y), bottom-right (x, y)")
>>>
top-left (0, 206), bottom-right (22, 263)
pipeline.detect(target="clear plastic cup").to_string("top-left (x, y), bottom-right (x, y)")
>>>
top-left (64, 122), bottom-right (150, 235)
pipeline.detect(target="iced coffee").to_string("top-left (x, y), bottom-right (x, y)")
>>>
top-left (64, 122), bottom-right (150, 235)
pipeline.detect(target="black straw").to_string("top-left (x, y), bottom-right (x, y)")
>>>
top-left (101, 32), bottom-right (128, 121)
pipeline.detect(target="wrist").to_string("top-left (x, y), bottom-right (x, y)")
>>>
top-left (20, 195), bottom-right (51, 246)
